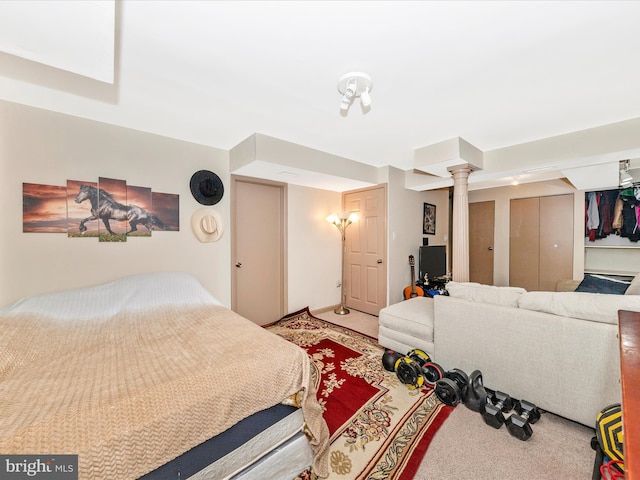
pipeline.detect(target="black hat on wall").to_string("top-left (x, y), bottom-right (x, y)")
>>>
top-left (190, 170), bottom-right (224, 205)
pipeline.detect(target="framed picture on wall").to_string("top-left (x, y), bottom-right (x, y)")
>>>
top-left (423, 202), bottom-right (436, 235)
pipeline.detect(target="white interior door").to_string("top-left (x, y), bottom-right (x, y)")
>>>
top-left (344, 185), bottom-right (387, 316)
top-left (232, 177), bottom-right (285, 325)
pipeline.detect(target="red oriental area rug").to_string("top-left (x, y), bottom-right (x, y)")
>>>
top-left (266, 307), bottom-right (453, 480)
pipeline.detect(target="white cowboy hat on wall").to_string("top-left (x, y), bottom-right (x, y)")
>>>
top-left (191, 208), bottom-right (224, 243)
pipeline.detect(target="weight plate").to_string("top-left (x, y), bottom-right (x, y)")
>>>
top-left (596, 404), bottom-right (624, 469)
top-left (422, 362), bottom-right (444, 387)
top-left (407, 348), bottom-right (431, 364)
top-left (396, 357), bottom-right (424, 389)
top-left (435, 377), bottom-right (461, 406)
top-left (448, 368), bottom-right (469, 389)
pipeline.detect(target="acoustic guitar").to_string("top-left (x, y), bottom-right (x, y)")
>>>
top-left (403, 255), bottom-right (425, 299)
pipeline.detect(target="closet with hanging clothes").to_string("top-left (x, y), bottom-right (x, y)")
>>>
top-left (584, 186), bottom-right (640, 276)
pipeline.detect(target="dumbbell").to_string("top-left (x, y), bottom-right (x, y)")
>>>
top-left (383, 348), bottom-right (444, 390)
top-left (421, 361), bottom-right (444, 387)
top-left (401, 349), bottom-right (444, 388)
top-left (434, 369), bottom-right (468, 406)
top-left (482, 390), bottom-right (514, 429)
top-left (394, 349), bottom-right (429, 388)
top-left (505, 399), bottom-right (541, 440)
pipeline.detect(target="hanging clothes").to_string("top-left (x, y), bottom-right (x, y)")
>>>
top-left (586, 191), bottom-right (600, 242)
top-left (596, 190), bottom-right (617, 239)
top-left (619, 188), bottom-right (640, 242)
top-left (612, 196), bottom-right (624, 231)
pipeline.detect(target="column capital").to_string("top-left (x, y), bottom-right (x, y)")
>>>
top-left (449, 163), bottom-right (471, 282)
top-left (447, 163), bottom-right (474, 177)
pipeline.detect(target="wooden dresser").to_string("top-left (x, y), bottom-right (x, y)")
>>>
top-left (619, 310), bottom-right (640, 479)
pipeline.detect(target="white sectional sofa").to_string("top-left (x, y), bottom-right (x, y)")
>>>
top-left (378, 278), bottom-right (640, 427)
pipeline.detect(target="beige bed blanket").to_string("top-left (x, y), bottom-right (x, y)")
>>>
top-left (0, 305), bottom-right (329, 479)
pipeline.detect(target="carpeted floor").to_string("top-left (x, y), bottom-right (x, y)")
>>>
top-left (267, 308), bottom-right (452, 480)
top-left (417, 405), bottom-right (596, 479)
top-left (312, 307), bottom-right (598, 480)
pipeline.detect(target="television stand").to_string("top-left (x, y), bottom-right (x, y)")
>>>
top-left (417, 275), bottom-right (450, 296)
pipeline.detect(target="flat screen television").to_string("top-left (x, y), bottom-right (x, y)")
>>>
top-left (418, 245), bottom-right (447, 281)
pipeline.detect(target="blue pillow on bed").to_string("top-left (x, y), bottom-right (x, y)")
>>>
top-left (575, 274), bottom-right (632, 295)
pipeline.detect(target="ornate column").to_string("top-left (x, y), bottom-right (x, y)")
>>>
top-left (448, 164), bottom-right (473, 282)
top-left (413, 137), bottom-right (482, 283)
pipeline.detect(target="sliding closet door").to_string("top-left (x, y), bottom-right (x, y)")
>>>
top-left (510, 194), bottom-right (573, 291)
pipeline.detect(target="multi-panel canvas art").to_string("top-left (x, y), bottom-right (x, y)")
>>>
top-left (22, 184), bottom-right (68, 233)
top-left (23, 177), bottom-right (179, 241)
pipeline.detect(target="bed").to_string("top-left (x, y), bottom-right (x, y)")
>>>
top-left (0, 272), bottom-right (329, 479)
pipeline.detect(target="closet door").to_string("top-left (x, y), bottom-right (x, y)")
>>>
top-left (509, 197), bottom-right (540, 291)
top-left (510, 194), bottom-right (573, 291)
top-left (469, 201), bottom-right (495, 285)
top-left (539, 194), bottom-right (574, 291)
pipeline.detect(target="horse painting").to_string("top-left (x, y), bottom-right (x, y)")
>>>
top-left (74, 185), bottom-right (167, 235)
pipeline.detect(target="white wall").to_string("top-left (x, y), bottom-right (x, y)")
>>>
top-left (386, 166), bottom-right (450, 305)
top-left (287, 184), bottom-right (342, 312)
top-left (0, 100), bottom-right (232, 306)
top-left (469, 179), bottom-right (584, 286)
top-left (0, 100), bottom-right (357, 315)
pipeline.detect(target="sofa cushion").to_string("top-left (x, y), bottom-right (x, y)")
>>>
top-left (575, 274), bottom-right (631, 295)
top-left (517, 291), bottom-right (640, 324)
top-left (625, 273), bottom-right (640, 295)
top-left (445, 282), bottom-right (526, 307)
top-left (378, 297), bottom-right (434, 342)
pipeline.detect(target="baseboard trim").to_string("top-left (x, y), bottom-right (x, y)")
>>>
top-left (310, 305), bottom-right (341, 315)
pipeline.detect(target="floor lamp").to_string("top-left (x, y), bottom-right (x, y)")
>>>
top-left (327, 212), bottom-right (358, 315)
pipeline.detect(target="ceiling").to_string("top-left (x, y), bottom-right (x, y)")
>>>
top-left (1, 1), bottom-right (640, 191)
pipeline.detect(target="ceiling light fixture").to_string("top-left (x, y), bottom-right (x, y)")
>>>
top-left (620, 159), bottom-right (633, 187)
top-left (337, 72), bottom-right (373, 115)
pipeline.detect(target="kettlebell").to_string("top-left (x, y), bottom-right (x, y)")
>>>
top-left (463, 370), bottom-right (488, 412)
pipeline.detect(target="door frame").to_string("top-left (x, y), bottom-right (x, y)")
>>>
top-left (230, 175), bottom-right (287, 317)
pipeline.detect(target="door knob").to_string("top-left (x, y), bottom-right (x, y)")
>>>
top-left (377, 259), bottom-right (383, 264)
top-left (488, 247), bottom-right (493, 251)
top-left (235, 262), bottom-right (242, 268)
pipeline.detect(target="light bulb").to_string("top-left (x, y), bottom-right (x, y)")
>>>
top-left (620, 171), bottom-right (633, 187)
top-left (360, 88), bottom-right (371, 108)
top-left (340, 96), bottom-right (351, 112)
